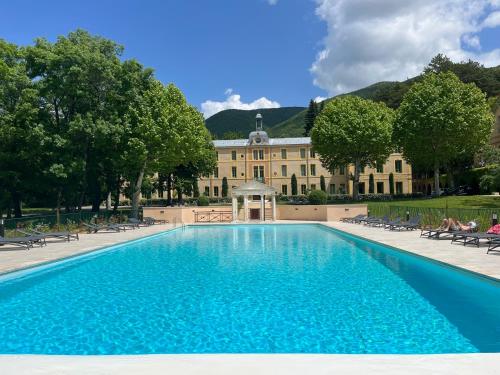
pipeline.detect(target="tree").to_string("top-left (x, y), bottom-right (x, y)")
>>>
top-left (424, 54), bottom-right (454, 74)
top-left (303, 99), bottom-right (318, 136)
top-left (25, 30), bottom-right (134, 213)
top-left (221, 131), bottom-right (245, 140)
top-left (221, 177), bottom-right (228, 197)
top-left (369, 174), bottom-right (375, 194)
top-left (389, 173), bottom-right (395, 195)
top-left (291, 174), bottom-right (298, 195)
top-left (320, 175), bottom-right (326, 192)
top-left (311, 96), bottom-right (394, 200)
top-left (393, 72), bottom-right (493, 195)
top-left (192, 179), bottom-right (200, 198)
top-left (125, 82), bottom-right (216, 217)
top-left (0, 39), bottom-right (44, 217)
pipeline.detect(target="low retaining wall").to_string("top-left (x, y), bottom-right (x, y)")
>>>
top-left (143, 204), bottom-right (367, 224)
top-left (277, 204), bottom-right (367, 221)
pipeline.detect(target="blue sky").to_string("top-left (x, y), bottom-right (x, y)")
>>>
top-left (1, 0), bottom-right (499, 117)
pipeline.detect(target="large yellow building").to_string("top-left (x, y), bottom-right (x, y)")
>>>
top-left (198, 114), bottom-right (412, 198)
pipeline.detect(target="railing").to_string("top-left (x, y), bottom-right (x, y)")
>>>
top-left (194, 211), bottom-right (233, 223)
top-left (2, 209), bottom-right (136, 229)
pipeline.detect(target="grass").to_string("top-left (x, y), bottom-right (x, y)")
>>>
top-left (367, 195), bottom-right (500, 210)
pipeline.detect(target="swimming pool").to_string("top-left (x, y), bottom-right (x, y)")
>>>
top-left (0, 224), bottom-right (499, 354)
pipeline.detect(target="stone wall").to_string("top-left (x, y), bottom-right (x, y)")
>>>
top-left (143, 204), bottom-right (367, 223)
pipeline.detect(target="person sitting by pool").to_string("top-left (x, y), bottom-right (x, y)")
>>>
top-left (438, 218), bottom-right (476, 232)
top-left (455, 220), bottom-right (477, 232)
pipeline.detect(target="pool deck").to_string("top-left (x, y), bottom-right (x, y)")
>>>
top-left (1, 353), bottom-right (500, 375)
top-left (1, 221), bottom-right (500, 374)
top-left (0, 223), bottom-right (176, 275)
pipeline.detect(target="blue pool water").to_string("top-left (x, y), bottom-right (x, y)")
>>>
top-left (0, 224), bottom-right (499, 354)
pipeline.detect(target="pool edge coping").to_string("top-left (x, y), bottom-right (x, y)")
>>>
top-left (319, 222), bottom-right (500, 284)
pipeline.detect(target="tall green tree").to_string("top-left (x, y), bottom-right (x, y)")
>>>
top-left (125, 81), bottom-right (215, 217)
top-left (368, 174), bottom-right (375, 194)
top-left (0, 39), bottom-right (45, 217)
top-left (311, 96), bottom-right (394, 200)
top-left (320, 175), bottom-right (326, 192)
top-left (393, 72), bottom-right (493, 195)
top-left (25, 30), bottom-right (130, 212)
top-left (291, 174), bottom-right (298, 195)
top-left (303, 99), bottom-right (318, 136)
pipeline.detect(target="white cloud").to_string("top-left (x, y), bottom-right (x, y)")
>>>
top-left (482, 11), bottom-right (500, 28)
top-left (463, 34), bottom-right (481, 50)
top-left (201, 91), bottom-right (281, 118)
top-left (314, 96), bottom-right (327, 103)
top-left (267, 0), bottom-right (278, 5)
top-left (311, 0), bottom-right (500, 95)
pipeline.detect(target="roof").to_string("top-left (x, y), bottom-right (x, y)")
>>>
top-left (213, 137), bottom-right (311, 148)
top-left (231, 180), bottom-right (277, 196)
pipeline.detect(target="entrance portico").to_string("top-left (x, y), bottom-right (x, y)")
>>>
top-left (231, 180), bottom-right (277, 222)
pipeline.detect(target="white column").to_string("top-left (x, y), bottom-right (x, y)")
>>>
top-left (260, 194), bottom-right (265, 221)
top-left (243, 195), bottom-right (249, 222)
top-left (271, 194), bottom-right (276, 221)
top-left (232, 197), bottom-right (238, 222)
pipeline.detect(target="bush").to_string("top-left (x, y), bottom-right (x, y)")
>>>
top-left (308, 190), bottom-right (328, 205)
top-left (197, 196), bottom-right (209, 206)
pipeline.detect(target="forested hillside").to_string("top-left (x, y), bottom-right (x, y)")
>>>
top-left (206, 55), bottom-right (500, 138)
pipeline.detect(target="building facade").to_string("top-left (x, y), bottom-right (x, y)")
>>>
top-left (198, 115), bottom-right (412, 198)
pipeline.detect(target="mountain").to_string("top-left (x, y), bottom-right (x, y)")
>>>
top-left (205, 82), bottom-right (405, 139)
top-left (205, 107), bottom-right (305, 138)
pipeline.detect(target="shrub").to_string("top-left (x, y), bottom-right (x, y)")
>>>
top-left (197, 196), bottom-right (209, 206)
top-left (308, 190), bottom-right (328, 205)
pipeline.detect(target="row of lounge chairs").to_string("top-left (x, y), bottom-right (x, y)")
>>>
top-left (341, 214), bottom-right (500, 255)
top-left (82, 217), bottom-right (167, 233)
top-left (341, 214), bottom-right (421, 231)
top-left (0, 216), bottom-right (167, 251)
top-left (420, 225), bottom-right (500, 253)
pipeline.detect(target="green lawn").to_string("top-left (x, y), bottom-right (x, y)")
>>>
top-left (367, 195), bottom-right (500, 210)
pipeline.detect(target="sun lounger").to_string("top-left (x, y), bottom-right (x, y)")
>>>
top-left (143, 217), bottom-right (167, 225)
top-left (83, 223), bottom-right (122, 233)
top-left (365, 216), bottom-right (390, 227)
top-left (351, 215), bottom-right (369, 224)
top-left (487, 238), bottom-right (500, 254)
top-left (452, 232), bottom-right (500, 247)
top-left (128, 218), bottom-right (150, 227)
top-left (340, 214), bottom-right (363, 223)
top-left (18, 229), bottom-right (79, 242)
top-left (390, 216), bottom-right (421, 231)
top-left (384, 217), bottom-right (401, 230)
top-left (113, 223), bottom-right (138, 230)
top-left (421, 225), bottom-right (463, 239)
top-left (0, 235), bottom-right (46, 250)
